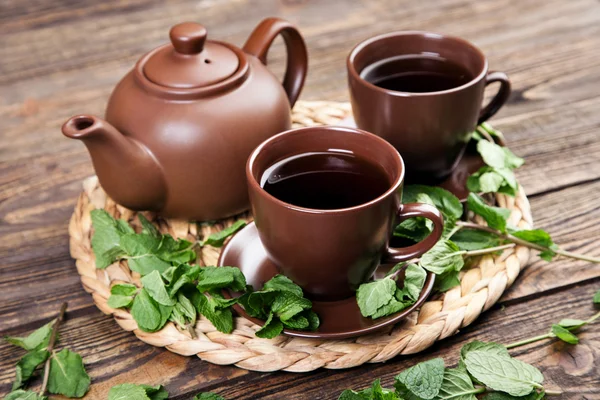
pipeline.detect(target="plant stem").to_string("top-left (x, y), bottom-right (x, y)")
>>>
top-left (545, 389), bottom-right (562, 396)
top-left (186, 323), bottom-right (198, 339)
top-left (455, 221), bottom-right (600, 263)
top-left (505, 333), bottom-right (552, 349)
top-left (585, 311), bottom-right (600, 324)
top-left (40, 302), bottom-right (68, 396)
top-left (464, 243), bottom-right (515, 257)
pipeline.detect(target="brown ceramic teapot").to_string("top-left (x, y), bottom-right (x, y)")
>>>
top-left (62, 18), bottom-right (308, 221)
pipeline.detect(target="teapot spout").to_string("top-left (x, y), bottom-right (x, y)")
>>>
top-left (62, 116), bottom-right (167, 211)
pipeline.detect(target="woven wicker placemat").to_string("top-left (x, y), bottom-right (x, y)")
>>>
top-left (68, 100), bottom-right (533, 372)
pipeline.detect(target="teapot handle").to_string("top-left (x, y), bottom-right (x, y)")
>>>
top-left (243, 18), bottom-right (308, 107)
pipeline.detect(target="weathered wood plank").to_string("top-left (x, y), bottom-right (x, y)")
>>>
top-left (1, 278), bottom-right (597, 399)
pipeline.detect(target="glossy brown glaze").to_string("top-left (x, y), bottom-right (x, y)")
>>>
top-left (61, 18), bottom-right (308, 221)
top-left (219, 222), bottom-right (435, 339)
top-left (246, 126), bottom-right (443, 301)
top-left (347, 31), bottom-right (510, 183)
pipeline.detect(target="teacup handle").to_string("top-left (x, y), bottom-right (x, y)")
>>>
top-left (243, 17), bottom-right (308, 107)
top-left (382, 203), bottom-right (444, 264)
top-left (478, 71), bottom-right (511, 124)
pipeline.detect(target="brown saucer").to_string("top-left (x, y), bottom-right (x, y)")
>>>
top-left (218, 222), bottom-right (435, 339)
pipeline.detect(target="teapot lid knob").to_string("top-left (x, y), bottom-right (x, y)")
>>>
top-left (170, 22), bottom-right (207, 55)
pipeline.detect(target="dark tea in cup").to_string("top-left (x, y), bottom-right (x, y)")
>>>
top-left (261, 152), bottom-right (390, 209)
top-left (359, 54), bottom-right (474, 93)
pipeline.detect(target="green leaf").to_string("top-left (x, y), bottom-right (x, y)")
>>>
top-left (90, 210), bottom-right (131, 268)
top-left (281, 314), bottom-right (309, 329)
top-left (255, 312), bottom-right (284, 339)
top-left (558, 319), bottom-right (587, 329)
top-left (395, 358), bottom-right (445, 399)
top-left (203, 220), bottom-right (247, 247)
top-left (176, 293), bottom-right (197, 326)
top-left (271, 291), bottom-right (312, 321)
top-left (12, 350), bottom-right (49, 390)
top-left (435, 367), bottom-right (479, 400)
top-left (465, 351), bottom-right (543, 396)
top-left (4, 390), bottom-right (47, 400)
top-left (509, 229), bottom-right (554, 248)
top-left (467, 166), bottom-right (518, 197)
top-left (477, 140), bottom-right (524, 170)
top-left (140, 384), bottom-right (169, 400)
top-left (131, 288), bottom-right (162, 332)
top-left (141, 270), bottom-right (176, 306)
top-left (538, 250), bottom-right (556, 262)
top-left (5, 320), bottom-right (54, 351)
top-left (420, 240), bottom-right (465, 275)
top-left (459, 341), bottom-right (509, 370)
top-left (263, 274), bottom-right (304, 298)
top-left (138, 214), bottom-right (160, 238)
top-left (47, 349), bottom-right (91, 398)
top-left (110, 283), bottom-right (138, 296)
top-left (194, 393), bottom-right (227, 400)
top-left (107, 294), bottom-right (134, 309)
top-left (594, 289), bottom-right (600, 304)
top-left (356, 278), bottom-right (397, 318)
top-left (196, 266), bottom-right (247, 293)
top-left (433, 270), bottom-right (461, 293)
top-left (305, 310), bottom-right (320, 330)
top-left (120, 233), bottom-right (161, 255)
top-left (155, 235), bottom-right (196, 264)
top-left (451, 229), bottom-right (501, 251)
top-left (394, 193), bottom-right (435, 242)
top-left (482, 392), bottom-right (541, 400)
top-left (108, 383), bottom-right (151, 400)
top-left (193, 292), bottom-right (234, 333)
top-left (402, 185), bottom-right (463, 221)
top-left (128, 255), bottom-right (172, 276)
top-left (398, 264), bottom-right (427, 302)
top-left (551, 324), bottom-right (579, 344)
top-left (467, 193), bottom-right (511, 233)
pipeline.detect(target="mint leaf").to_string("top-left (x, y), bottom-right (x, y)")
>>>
top-left (551, 324), bottom-right (579, 344)
top-left (271, 291), bottom-right (312, 321)
top-left (110, 283), bottom-right (137, 296)
top-left (141, 270), bottom-right (176, 306)
top-left (107, 294), bottom-right (134, 309)
top-left (108, 383), bottom-right (151, 400)
top-left (5, 320), bottom-right (54, 351)
top-left (451, 229), bottom-right (501, 251)
top-left (477, 140), bottom-right (524, 170)
top-left (203, 220), bottom-right (247, 247)
top-left (47, 348), bottom-right (91, 398)
top-left (4, 390), bottom-right (47, 400)
top-left (90, 210), bottom-right (131, 268)
top-left (482, 392), bottom-right (541, 400)
top-left (467, 193), bottom-right (511, 233)
top-left (395, 358), bottom-right (445, 399)
top-left (165, 264), bottom-right (199, 297)
top-left (263, 274), bottom-right (304, 298)
top-left (433, 270), bottom-right (461, 293)
top-left (594, 290), bottom-right (600, 304)
top-left (120, 233), bottom-right (172, 275)
top-left (255, 312), bottom-right (283, 339)
top-left (398, 264), bottom-right (427, 302)
top-left (12, 350), bottom-right (49, 390)
top-left (155, 235), bottom-right (196, 265)
top-left (193, 292), bottom-right (234, 333)
top-left (421, 240), bottom-right (465, 275)
top-left (435, 367), bottom-right (479, 400)
top-left (356, 278), bottom-right (396, 318)
top-left (467, 167), bottom-right (518, 197)
top-left (395, 193), bottom-right (436, 242)
top-left (402, 185), bottom-right (463, 221)
top-left (131, 288), bottom-right (162, 332)
top-left (509, 229), bottom-right (554, 248)
top-left (459, 341), bottom-right (508, 370)
top-left (194, 392), bottom-right (226, 400)
top-left (138, 214), bottom-right (160, 238)
top-left (558, 319), bottom-right (587, 329)
top-left (128, 255), bottom-right (172, 276)
top-left (465, 351), bottom-right (543, 396)
top-left (197, 266), bottom-right (247, 293)
top-left (140, 384), bottom-right (169, 400)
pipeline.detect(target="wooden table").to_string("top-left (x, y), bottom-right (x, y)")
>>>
top-left (1, 0), bottom-right (599, 398)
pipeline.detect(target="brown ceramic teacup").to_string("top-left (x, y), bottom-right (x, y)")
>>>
top-left (246, 126), bottom-right (444, 301)
top-left (348, 31), bottom-right (511, 182)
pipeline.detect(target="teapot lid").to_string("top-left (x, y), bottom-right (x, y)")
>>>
top-left (143, 22), bottom-right (240, 89)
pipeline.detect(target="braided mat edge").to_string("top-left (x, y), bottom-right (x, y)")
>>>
top-left (68, 100), bottom-right (533, 372)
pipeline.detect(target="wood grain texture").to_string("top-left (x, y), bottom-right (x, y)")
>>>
top-left (1, 0), bottom-right (600, 398)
